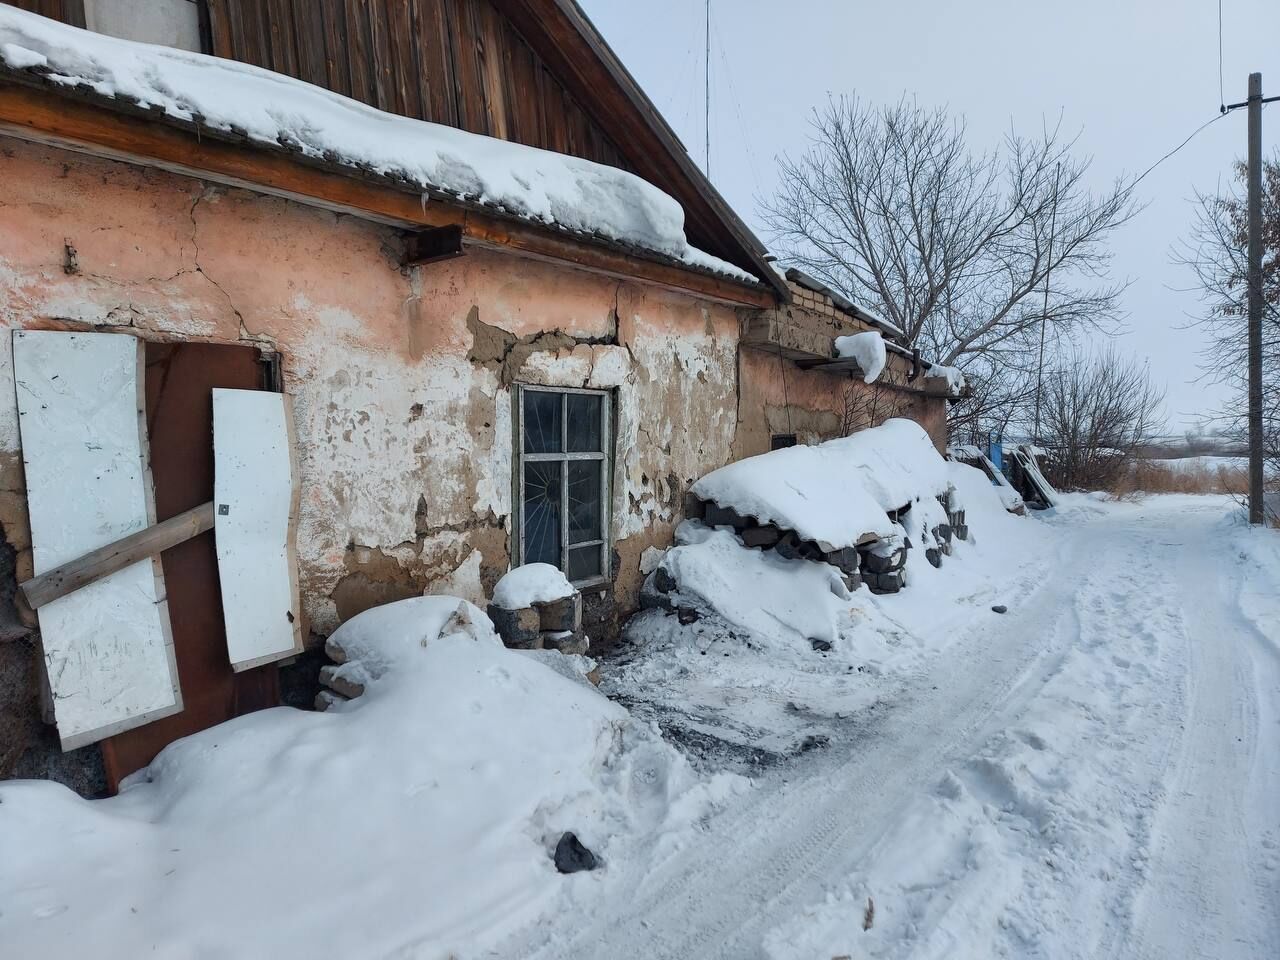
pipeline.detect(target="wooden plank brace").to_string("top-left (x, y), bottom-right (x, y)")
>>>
top-left (19, 501), bottom-right (215, 611)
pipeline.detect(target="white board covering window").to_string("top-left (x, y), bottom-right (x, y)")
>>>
top-left (212, 388), bottom-right (303, 670)
top-left (12, 330), bottom-right (181, 749)
top-left (516, 385), bottom-right (610, 584)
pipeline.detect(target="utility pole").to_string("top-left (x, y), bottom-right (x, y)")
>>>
top-left (1246, 72), bottom-right (1263, 524)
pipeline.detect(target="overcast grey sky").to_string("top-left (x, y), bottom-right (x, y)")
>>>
top-left (580, 0), bottom-right (1280, 432)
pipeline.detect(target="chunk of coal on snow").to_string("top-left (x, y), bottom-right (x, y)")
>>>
top-left (553, 832), bottom-right (598, 874)
top-left (991, 604), bottom-right (1008, 614)
top-left (810, 638), bottom-right (832, 652)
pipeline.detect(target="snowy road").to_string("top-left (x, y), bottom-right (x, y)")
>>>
top-left (499, 498), bottom-right (1280, 959)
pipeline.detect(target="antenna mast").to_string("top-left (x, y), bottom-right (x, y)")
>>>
top-left (704, 0), bottom-right (710, 177)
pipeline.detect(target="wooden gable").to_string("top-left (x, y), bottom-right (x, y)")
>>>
top-left (200, 0), bottom-right (634, 175)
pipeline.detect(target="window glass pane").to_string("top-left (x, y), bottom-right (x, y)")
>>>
top-left (523, 461), bottom-right (561, 566)
top-left (567, 460), bottom-right (602, 545)
top-left (566, 393), bottom-right (602, 452)
top-left (523, 390), bottom-right (561, 453)
top-left (567, 544), bottom-right (603, 581)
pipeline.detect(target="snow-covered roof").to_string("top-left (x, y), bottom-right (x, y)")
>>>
top-left (0, 7), bottom-right (759, 286)
top-left (691, 419), bottom-right (950, 551)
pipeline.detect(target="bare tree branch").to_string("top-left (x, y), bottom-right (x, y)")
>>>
top-left (762, 95), bottom-right (1141, 436)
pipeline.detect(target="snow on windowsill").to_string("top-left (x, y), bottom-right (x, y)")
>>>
top-left (0, 7), bottom-right (760, 286)
top-left (492, 563), bottom-right (576, 610)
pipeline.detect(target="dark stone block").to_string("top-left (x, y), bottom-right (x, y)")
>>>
top-left (534, 593), bottom-right (581, 633)
top-left (486, 604), bottom-right (541, 648)
top-left (926, 547), bottom-right (943, 568)
top-left (739, 524), bottom-right (781, 548)
top-left (705, 502), bottom-right (746, 528)
top-left (868, 572), bottom-right (903, 595)
top-left (861, 547), bottom-right (906, 575)
top-left (639, 587), bottom-right (675, 613)
top-left (991, 604), bottom-right (1008, 614)
top-left (933, 523), bottom-right (952, 544)
top-left (798, 540), bottom-right (825, 561)
top-left (653, 567), bottom-right (678, 594)
top-left (955, 524), bottom-right (969, 541)
top-left (810, 638), bottom-right (832, 652)
top-left (684, 493), bottom-right (707, 521)
top-left (543, 630), bottom-right (589, 656)
top-left (677, 607), bottom-right (700, 625)
top-left (824, 546), bottom-right (861, 574)
top-left (553, 832), bottom-right (598, 873)
top-left (774, 531), bottom-right (803, 560)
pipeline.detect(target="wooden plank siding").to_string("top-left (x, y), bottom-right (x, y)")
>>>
top-left (194, 0), bottom-right (633, 175)
top-left (5, 0), bottom-right (84, 27)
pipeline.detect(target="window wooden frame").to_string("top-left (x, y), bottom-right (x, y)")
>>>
top-left (514, 384), bottom-right (611, 587)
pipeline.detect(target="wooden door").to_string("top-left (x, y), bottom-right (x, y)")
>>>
top-left (99, 342), bottom-right (280, 790)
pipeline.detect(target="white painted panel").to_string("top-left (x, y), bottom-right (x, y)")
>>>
top-left (12, 330), bottom-right (181, 750)
top-left (83, 0), bottom-right (202, 52)
top-left (213, 389), bottom-right (303, 671)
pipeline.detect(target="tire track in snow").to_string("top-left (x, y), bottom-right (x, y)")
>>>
top-left (498, 523), bottom-right (1090, 960)
top-left (1118, 507), bottom-right (1280, 959)
top-left (493, 500), bottom-right (1273, 960)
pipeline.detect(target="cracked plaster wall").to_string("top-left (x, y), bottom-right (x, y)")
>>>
top-left (0, 137), bottom-right (742, 648)
top-left (735, 344), bottom-right (949, 459)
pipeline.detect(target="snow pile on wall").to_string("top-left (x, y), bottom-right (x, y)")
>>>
top-left (834, 331), bottom-right (886, 383)
top-left (0, 596), bottom-right (741, 957)
top-left (827, 419), bottom-right (950, 511)
top-left (656, 523), bottom-right (857, 648)
top-left (0, 7), bottom-right (755, 283)
top-left (927, 361), bottom-right (966, 394)
top-left (691, 419), bottom-right (948, 551)
top-left (653, 456), bottom-right (1029, 659)
top-left (613, 457), bottom-right (1049, 769)
top-left (492, 562), bottom-right (575, 610)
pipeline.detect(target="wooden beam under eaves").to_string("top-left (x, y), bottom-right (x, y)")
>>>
top-left (404, 224), bottom-right (465, 266)
top-left (0, 80), bottom-right (777, 310)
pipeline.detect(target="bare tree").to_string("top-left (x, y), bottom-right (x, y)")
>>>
top-left (762, 96), bottom-right (1140, 434)
top-left (1175, 154), bottom-right (1280, 488)
top-left (1038, 347), bottom-right (1165, 490)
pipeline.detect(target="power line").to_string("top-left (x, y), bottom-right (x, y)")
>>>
top-left (711, 15), bottom-right (766, 198)
top-left (1217, 0), bottom-right (1225, 112)
top-left (1128, 112), bottom-right (1226, 193)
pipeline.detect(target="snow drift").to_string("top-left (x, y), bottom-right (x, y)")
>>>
top-left (0, 596), bottom-right (739, 958)
top-left (690, 419), bottom-right (948, 551)
top-left (0, 7), bottom-right (754, 282)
